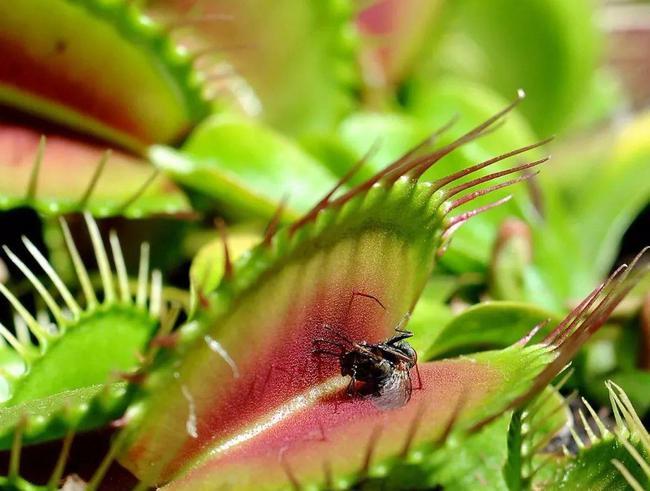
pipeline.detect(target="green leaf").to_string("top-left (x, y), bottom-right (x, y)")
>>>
top-left (571, 112), bottom-right (650, 281)
top-left (0, 0), bottom-right (209, 150)
top-left (0, 123), bottom-right (191, 218)
top-left (151, 115), bottom-right (341, 220)
top-left (530, 112), bottom-right (650, 308)
top-left (337, 111), bottom-right (429, 179)
top-left (425, 302), bottom-right (560, 359)
top-left (453, 0), bottom-right (600, 135)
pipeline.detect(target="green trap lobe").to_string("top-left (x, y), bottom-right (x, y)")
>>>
top-left (7, 307), bottom-right (155, 406)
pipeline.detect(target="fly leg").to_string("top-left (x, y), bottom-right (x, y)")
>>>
top-left (414, 351), bottom-right (422, 390)
top-left (321, 324), bottom-right (354, 346)
top-left (312, 335), bottom-right (345, 358)
top-left (406, 372), bottom-right (414, 403)
top-left (344, 291), bottom-right (387, 330)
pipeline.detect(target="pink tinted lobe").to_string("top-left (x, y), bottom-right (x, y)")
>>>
top-left (166, 360), bottom-right (501, 490)
top-left (0, 123), bottom-right (182, 201)
top-left (132, 274), bottom-right (406, 480)
top-left (0, 36), bottom-right (150, 145)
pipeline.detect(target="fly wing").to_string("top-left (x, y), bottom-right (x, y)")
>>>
top-left (370, 368), bottom-right (412, 411)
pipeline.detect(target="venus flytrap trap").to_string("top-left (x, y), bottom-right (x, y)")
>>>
top-left (114, 97), bottom-right (550, 484)
top-left (90, 100), bottom-right (643, 490)
top-left (608, 381), bottom-right (650, 490)
top-left (0, 214), bottom-right (163, 451)
top-left (0, 125), bottom-right (191, 219)
top-left (127, 223), bottom-right (647, 489)
top-left (530, 381), bottom-right (650, 490)
top-left (0, 101), bottom-right (645, 489)
top-left (0, 0), bottom-right (210, 151)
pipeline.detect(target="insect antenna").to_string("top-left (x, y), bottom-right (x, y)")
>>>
top-left (343, 291), bottom-right (387, 333)
top-left (348, 291), bottom-right (386, 311)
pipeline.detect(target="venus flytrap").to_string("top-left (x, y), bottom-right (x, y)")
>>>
top-left (0, 215), bottom-right (163, 449)
top-left (0, 125), bottom-right (191, 219)
top-left (0, 1), bottom-right (647, 489)
top-left (0, 99), bottom-right (645, 490)
top-left (0, 0), bottom-right (210, 150)
top-left (109, 100), bottom-right (646, 490)
top-left (534, 382), bottom-right (650, 490)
